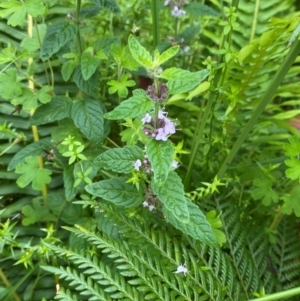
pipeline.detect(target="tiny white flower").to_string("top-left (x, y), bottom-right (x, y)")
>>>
top-left (142, 201), bottom-right (149, 207)
top-left (134, 159), bottom-right (142, 171)
top-left (171, 160), bottom-right (179, 169)
top-left (148, 205), bottom-right (155, 211)
top-left (142, 113), bottom-right (152, 124)
top-left (183, 45), bottom-right (190, 52)
top-left (174, 264), bottom-right (188, 276)
top-left (164, 0), bottom-right (171, 6)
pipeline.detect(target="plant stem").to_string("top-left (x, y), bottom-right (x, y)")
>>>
top-left (76, 0), bottom-right (83, 55)
top-left (151, 0), bottom-right (160, 48)
top-left (247, 286), bottom-right (300, 301)
top-left (216, 39), bottom-right (300, 180)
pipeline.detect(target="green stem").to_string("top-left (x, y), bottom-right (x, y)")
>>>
top-left (247, 287), bottom-right (300, 301)
top-left (76, 0), bottom-right (83, 55)
top-left (216, 39), bottom-right (300, 180)
top-left (151, 0), bottom-right (160, 47)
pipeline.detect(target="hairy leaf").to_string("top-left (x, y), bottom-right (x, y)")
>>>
top-left (40, 21), bottom-right (78, 61)
top-left (95, 145), bottom-right (143, 173)
top-left (15, 156), bottom-right (52, 190)
top-left (146, 140), bottom-right (174, 186)
top-left (85, 177), bottom-right (144, 207)
top-left (73, 66), bottom-right (98, 97)
top-left (163, 198), bottom-right (217, 245)
top-left (81, 48), bottom-right (101, 80)
top-left (71, 98), bottom-right (104, 144)
top-left (128, 35), bottom-right (153, 68)
top-left (30, 96), bottom-right (72, 125)
top-left (151, 171), bottom-right (189, 223)
top-left (104, 93), bottom-right (152, 120)
top-left (159, 45), bottom-right (180, 65)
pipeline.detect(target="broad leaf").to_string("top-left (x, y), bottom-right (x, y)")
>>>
top-left (151, 171), bottom-right (189, 223)
top-left (62, 60), bottom-right (77, 81)
top-left (283, 136), bottom-right (300, 157)
top-left (105, 94), bottom-right (152, 120)
top-left (0, 1), bottom-right (26, 27)
top-left (40, 21), bottom-right (78, 61)
top-left (71, 98), bottom-right (104, 144)
top-left (63, 165), bottom-right (78, 201)
top-left (251, 177), bottom-right (279, 206)
top-left (89, 0), bottom-right (121, 13)
top-left (128, 34), bottom-right (153, 68)
top-left (159, 45), bottom-right (180, 65)
top-left (146, 140), bottom-right (174, 186)
top-left (73, 66), bottom-right (98, 97)
top-left (30, 96), bottom-right (72, 125)
top-left (8, 138), bottom-right (52, 171)
top-left (15, 156), bottom-right (52, 190)
top-left (281, 185), bottom-right (300, 217)
top-left (85, 177), bottom-right (144, 207)
top-left (95, 145), bottom-right (143, 173)
top-left (161, 68), bottom-right (210, 94)
top-left (81, 48), bottom-right (101, 80)
top-left (0, 69), bottom-right (22, 100)
top-left (285, 158), bottom-right (300, 181)
top-left (185, 3), bottom-right (218, 16)
top-left (163, 198), bottom-right (217, 246)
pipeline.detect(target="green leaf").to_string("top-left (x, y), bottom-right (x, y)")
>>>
top-left (251, 177), bottom-right (279, 206)
top-left (40, 21), bottom-right (78, 61)
top-left (71, 98), bottom-right (104, 144)
top-left (151, 171), bottom-right (189, 223)
top-left (95, 145), bottom-right (143, 173)
top-left (206, 210), bottom-right (226, 246)
top-left (8, 138), bottom-right (52, 171)
top-left (120, 118), bottom-right (145, 145)
top-left (63, 165), bottom-right (78, 201)
top-left (283, 136), bottom-right (300, 157)
top-left (107, 73), bottom-right (136, 98)
top-left (85, 177), bottom-right (144, 207)
top-left (0, 69), bottom-right (22, 100)
top-left (81, 47), bottom-right (101, 80)
top-left (62, 60), bottom-right (78, 81)
top-left (95, 36), bottom-right (119, 53)
top-left (146, 140), bottom-right (174, 186)
top-left (185, 3), bottom-right (218, 17)
top-left (159, 46), bottom-right (180, 65)
top-left (161, 68), bottom-right (210, 94)
top-left (128, 34), bottom-right (153, 68)
top-left (73, 66), bottom-right (98, 97)
top-left (15, 156), bottom-right (52, 190)
top-left (21, 36), bottom-right (40, 52)
top-left (104, 92), bottom-right (152, 120)
top-left (37, 85), bottom-right (52, 104)
top-left (12, 89), bottom-right (38, 111)
top-left (25, 0), bottom-right (46, 17)
top-left (285, 158), bottom-right (300, 181)
top-left (281, 185), bottom-right (300, 217)
top-left (30, 96), bottom-right (72, 125)
top-left (89, 0), bottom-right (121, 13)
top-left (163, 198), bottom-right (217, 246)
top-left (22, 198), bottom-right (56, 226)
top-left (0, 1), bottom-right (26, 27)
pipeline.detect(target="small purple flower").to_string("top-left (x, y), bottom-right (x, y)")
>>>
top-left (172, 6), bottom-right (186, 17)
top-left (163, 118), bottom-right (176, 135)
top-left (142, 113), bottom-right (152, 124)
top-left (155, 128), bottom-right (168, 141)
top-left (174, 264), bottom-right (188, 276)
top-left (134, 159), bottom-right (142, 171)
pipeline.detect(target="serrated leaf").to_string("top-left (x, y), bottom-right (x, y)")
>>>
top-left (281, 185), bottom-right (300, 217)
top-left (283, 136), bottom-right (300, 157)
top-left (161, 68), bottom-right (210, 94)
top-left (185, 3), bottom-right (218, 16)
top-left (95, 36), bottom-right (119, 53)
top-left (89, 0), bottom-right (121, 13)
top-left (22, 198), bottom-right (56, 226)
top-left (12, 89), bottom-right (38, 111)
top-left (30, 96), bottom-right (72, 125)
top-left (104, 94), bottom-right (152, 120)
top-left (251, 177), bottom-right (278, 206)
top-left (128, 35), bottom-right (153, 68)
top-left (146, 140), bottom-right (173, 186)
top-left (0, 69), bottom-right (22, 100)
top-left (151, 171), bottom-right (189, 223)
top-left (40, 21), bottom-right (78, 61)
top-left (159, 46), bottom-right (180, 65)
top-left (63, 165), bottom-right (78, 201)
top-left (73, 66), bottom-right (98, 97)
top-left (37, 85), bottom-right (52, 104)
top-left (8, 138), bottom-right (52, 171)
top-left (95, 145), bottom-right (143, 173)
top-left (85, 177), bottom-right (144, 207)
top-left (285, 158), bottom-right (300, 181)
top-left (26, 0), bottom-right (46, 17)
top-left (62, 60), bottom-right (78, 81)
top-left (0, 1), bottom-right (26, 27)
top-left (81, 48), bottom-right (101, 80)
top-left (71, 98), bottom-right (104, 144)
top-left (163, 198), bottom-right (217, 245)
top-left (15, 156), bottom-right (52, 190)
top-left (21, 37), bottom-right (40, 52)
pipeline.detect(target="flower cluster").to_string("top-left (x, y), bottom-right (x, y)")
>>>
top-left (142, 110), bottom-right (176, 141)
top-left (142, 187), bottom-right (160, 212)
top-left (168, 36), bottom-right (190, 52)
top-left (146, 83), bottom-right (168, 103)
top-left (164, 0), bottom-right (188, 18)
top-left (134, 155), bottom-right (152, 173)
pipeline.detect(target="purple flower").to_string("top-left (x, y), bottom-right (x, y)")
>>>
top-left (142, 113), bottom-right (152, 124)
top-left (134, 159), bottom-right (142, 171)
top-left (172, 6), bottom-right (186, 17)
top-left (155, 128), bottom-right (168, 141)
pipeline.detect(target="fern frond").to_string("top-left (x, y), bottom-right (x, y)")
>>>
top-left (41, 265), bottom-right (111, 301)
top-left (54, 288), bottom-right (78, 301)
